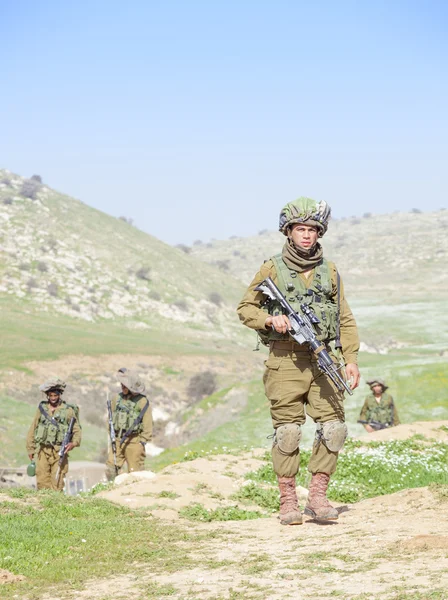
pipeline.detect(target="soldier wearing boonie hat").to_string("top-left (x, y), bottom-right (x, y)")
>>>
top-left (358, 378), bottom-right (400, 432)
top-left (105, 368), bottom-right (152, 480)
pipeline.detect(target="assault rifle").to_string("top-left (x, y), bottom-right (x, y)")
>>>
top-left (107, 393), bottom-right (119, 476)
top-left (255, 276), bottom-right (353, 395)
top-left (357, 419), bottom-right (390, 431)
top-left (55, 417), bottom-right (75, 482)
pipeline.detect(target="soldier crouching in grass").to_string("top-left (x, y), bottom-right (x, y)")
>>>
top-left (358, 378), bottom-right (400, 432)
top-left (26, 379), bottom-right (81, 491)
top-left (237, 197), bottom-right (360, 525)
top-left (105, 368), bottom-right (152, 480)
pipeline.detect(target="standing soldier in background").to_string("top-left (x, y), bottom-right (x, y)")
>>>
top-left (237, 197), bottom-right (360, 525)
top-left (105, 368), bottom-right (152, 480)
top-left (358, 378), bottom-right (400, 432)
top-left (26, 379), bottom-right (81, 491)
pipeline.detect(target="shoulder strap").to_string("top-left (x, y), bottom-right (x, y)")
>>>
top-left (334, 269), bottom-right (342, 350)
top-left (65, 402), bottom-right (82, 429)
top-left (38, 402), bottom-right (60, 429)
top-left (120, 398), bottom-right (150, 445)
top-left (271, 253), bottom-right (290, 292)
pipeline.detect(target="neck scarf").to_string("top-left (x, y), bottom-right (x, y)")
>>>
top-left (281, 238), bottom-right (324, 273)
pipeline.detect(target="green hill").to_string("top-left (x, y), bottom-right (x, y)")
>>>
top-left (0, 168), bottom-right (247, 362)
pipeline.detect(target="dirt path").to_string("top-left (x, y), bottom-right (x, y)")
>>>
top-left (39, 446), bottom-right (446, 600)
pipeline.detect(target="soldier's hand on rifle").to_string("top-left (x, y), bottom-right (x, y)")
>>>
top-left (345, 364), bottom-right (360, 390)
top-left (364, 424), bottom-right (375, 433)
top-left (265, 315), bottom-right (291, 334)
top-left (64, 442), bottom-right (75, 454)
top-left (28, 454), bottom-right (34, 461)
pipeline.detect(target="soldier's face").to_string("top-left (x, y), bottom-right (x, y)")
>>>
top-left (121, 384), bottom-right (130, 395)
top-left (372, 384), bottom-right (383, 395)
top-left (47, 392), bottom-right (61, 405)
top-left (289, 224), bottom-right (319, 250)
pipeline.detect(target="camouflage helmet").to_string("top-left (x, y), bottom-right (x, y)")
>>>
top-left (367, 378), bottom-right (388, 391)
top-left (279, 197), bottom-right (331, 237)
top-left (117, 369), bottom-right (146, 395)
top-left (39, 378), bottom-right (66, 394)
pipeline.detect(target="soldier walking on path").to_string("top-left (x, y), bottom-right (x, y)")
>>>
top-left (358, 378), bottom-right (400, 432)
top-left (105, 368), bottom-right (152, 480)
top-left (237, 197), bottom-right (360, 525)
top-left (26, 379), bottom-right (81, 491)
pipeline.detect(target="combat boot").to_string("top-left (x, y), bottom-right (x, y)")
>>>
top-left (277, 476), bottom-right (303, 525)
top-left (304, 472), bottom-right (338, 521)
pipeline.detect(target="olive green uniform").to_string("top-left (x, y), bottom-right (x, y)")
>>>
top-left (26, 402), bottom-right (81, 491)
top-left (359, 393), bottom-right (400, 427)
top-left (237, 258), bottom-right (359, 477)
top-left (106, 393), bottom-right (153, 480)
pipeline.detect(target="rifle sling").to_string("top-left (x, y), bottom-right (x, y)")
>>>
top-left (120, 399), bottom-right (150, 445)
top-left (38, 403), bottom-right (61, 429)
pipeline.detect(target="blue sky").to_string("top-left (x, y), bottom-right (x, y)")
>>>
top-left (1, 1), bottom-right (447, 244)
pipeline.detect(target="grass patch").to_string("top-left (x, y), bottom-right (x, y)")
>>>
top-left (179, 502), bottom-right (264, 522)
top-left (246, 438), bottom-right (448, 503)
top-left (0, 490), bottom-right (196, 598)
top-left (157, 490), bottom-right (180, 499)
top-left (231, 482), bottom-right (279, 511)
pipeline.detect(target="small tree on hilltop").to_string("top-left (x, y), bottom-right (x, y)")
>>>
top-left (20, 179), bottom-right (41, 200)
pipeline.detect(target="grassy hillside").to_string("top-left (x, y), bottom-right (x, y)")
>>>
top-left (191, 210), bottom-right (448, 300)
top-left (0, 169), bottom-right (246, 347)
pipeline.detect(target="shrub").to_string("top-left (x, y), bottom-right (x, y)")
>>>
top-left (351, 218), bottom-right (361, 225)
top-left (1, 176), bottom-right (11, 186)
top-left (37, 261), bottom-right (48, 272)
top-left (215, 260), bottom-right (230, 272)
top-left (20, 179), bottom-right (40, 200)
top-left (30, 174), bottom-right (43, 183)
top-left (27, 278), bottom-right (38, 290)
top-left (19, 262), bottom-right (30, 271)
top-left (148, 290), bottom-right (161, 301)
top-left (176, 244), bottom-right (191, 254)
top-left (172, 299), bottom-right (188, 311)
top-left (208, 292), bottom-right (223, 306)
top-left (363, 212), bottom-right (372, 218)
top-left (2, 196), bottom-right (13, 205)
top-left (136, 266), bottom-right (151, 281)
top-left (193, 240), bottom-right (203, 246)
top-left (119, 216), bottom-right (134, 225)
top-left (187, 370), bottom-right (217, 401)
top-left (258, 229), bottom-right (268, 235)
top-left (47, 282), bottom-right (59, 297)
top-left (233, 250), bottom-right (241, 256)
top-left (411, 208), bottom-right (422, 214)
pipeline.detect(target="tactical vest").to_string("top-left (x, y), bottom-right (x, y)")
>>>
top-left (364, 393), bottom-right (394, 425)
top-left (262, 254), bottom-right (339, 343)
top-left (113, 394), bottom-right (148, 438)
top-left (34, 401), bottom-right (78, 446)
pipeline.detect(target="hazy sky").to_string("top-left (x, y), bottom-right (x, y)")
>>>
top-left (1, 1), bottom-right (447, 244)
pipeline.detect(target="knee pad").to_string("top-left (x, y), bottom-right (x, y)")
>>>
top-left (316, 420), bottom-right (347, 452)
top-left (275, 423), bottom-right (302, 455)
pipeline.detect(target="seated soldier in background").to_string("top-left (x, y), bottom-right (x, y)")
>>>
top-left (358, 378), bottom-right (400, 432)
top-left (105, 368), bottom-right (152, 480)
top-left (26, 379), bottom-right (81, 491)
